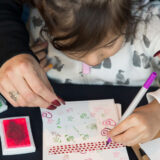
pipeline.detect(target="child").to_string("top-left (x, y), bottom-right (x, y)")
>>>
top-left (28, 0), bottom-right (160, 86)
top-left (28, 0), bottom-right (160, 147)
top-left (0, 0), bottom-right (160, 147)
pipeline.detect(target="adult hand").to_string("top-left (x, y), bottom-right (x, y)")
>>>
top-left (108, 100), bottom-right (160, 146)
top-left (0, 54), bottom-right (64, 109)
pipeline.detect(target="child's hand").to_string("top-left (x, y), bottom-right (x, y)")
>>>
top-left (108, 100), bottom-right (160, 146)
top-left (31, 41), bottom-right (53, 72)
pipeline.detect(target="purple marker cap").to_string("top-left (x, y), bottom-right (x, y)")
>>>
top-left (143, 72), bottom-right (157, 89)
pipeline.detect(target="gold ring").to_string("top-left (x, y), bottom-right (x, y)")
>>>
top-left (9, 91), bottom-right (19, 102)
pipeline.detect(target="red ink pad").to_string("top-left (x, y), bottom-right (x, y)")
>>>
top-left (0, 116), bottom-right (36, 155)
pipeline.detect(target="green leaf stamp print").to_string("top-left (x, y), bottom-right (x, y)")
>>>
top-left (53, 136), bottom-right (62, 143)
top-left (0, 101), bottom-right (2, 107)
top-left (73, 126), bottom-right (80, 134)
top-left (56, 118), bottom-right (62, 128)
top-left (56, 118), bottom-right (61, 125)
top-left (52, 132), bottom-right (62, 143)
top-left (67, 116), bottom-right (74, 121)
top-left (79, 133), bottom-right (89, 141)
top-left (74, 127), bottom-right (90, 141)
top-left (87, 123), bottom-right (97, 130)
top-left (82, 134), bottom-right (89, 140)
top-left (80, 113), bottom-right (89, 119)
top-left (65, 135), bottom-right (75, 142)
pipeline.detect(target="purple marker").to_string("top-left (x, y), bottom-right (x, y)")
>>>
top-left (106, 72), bottom-right (157, 145)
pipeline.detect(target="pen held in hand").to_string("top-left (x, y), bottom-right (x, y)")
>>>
top-left (139, 147), bottom-right (151, 160)
top-left (106, 72), bottom-right (157, 146)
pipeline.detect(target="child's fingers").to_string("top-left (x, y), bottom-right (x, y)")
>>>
top-left (109, 118), bottom-right (133, 137)
top-left (0, 78), bottom-right (26, 107)
top-left (111, 127), bottom-right (143, 146)
top-left (35, 51), bottom-right (47, 60)
top-left (31, 41), bottom-right (48, 53)
top-left (23, 65), bottom-right (59, 106)
top-left (123, 134), bottom-right (145, 146)
top-left (40, 57), bottom-right (48, 68)
top-left (44, 64), bottom-right (53, 72)
top-left (7, 71), bottom-right (50, 108)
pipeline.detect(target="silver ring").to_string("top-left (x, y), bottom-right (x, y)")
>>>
top-left (9, 91), bottom-right (19, 102)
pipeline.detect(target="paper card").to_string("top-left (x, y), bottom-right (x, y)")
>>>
top-left (41, 99), bottom-right (129, 160)
top-left (116, 104), bottom-right (122, 121)
top-left (88, 100), bottom-right (119, 137)
top-left (140, 138), bottom-right (160, 160)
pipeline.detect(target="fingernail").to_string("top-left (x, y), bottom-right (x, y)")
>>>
top-left (47, 105), bottom-right (57, 110)
top-left (52, 100), bottom-right (61, 106)
top-left (154, 50), bottom-right (160, 57)
top-left (58, 96), bottom-right (65, 105)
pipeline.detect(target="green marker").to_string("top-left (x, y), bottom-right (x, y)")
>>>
top-left (0, 95), bottom-right (8, 113)
top-left (0, 101), bottom-right (2, 107)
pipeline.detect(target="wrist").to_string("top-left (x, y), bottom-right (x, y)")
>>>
top-left (149, 99), bottom-right (160, 122)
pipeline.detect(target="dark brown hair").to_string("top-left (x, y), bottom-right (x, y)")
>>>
top-left (21, 0), bottom-right (140, 53)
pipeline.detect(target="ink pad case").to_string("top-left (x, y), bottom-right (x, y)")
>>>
top-left (0, 116), bottom-right (36, 155)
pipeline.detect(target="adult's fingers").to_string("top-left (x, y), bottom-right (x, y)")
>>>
top-left (36, 70), bottom-right (65, 105)
top-left (23, 65), bottom-right (60, 106)
top-left (0, 78), bottom-right (26, 107)
top-left (123, 134), bottom-right (145, 146)
top-left (109, 117), bottom-right (134, 137)
top-left (7, 71), bottom-right (51, 108)
top-left (112, 127), bottom-right (143, 146)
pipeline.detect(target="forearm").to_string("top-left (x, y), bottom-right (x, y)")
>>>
top-left (0, 0), bottom-right (38, 66)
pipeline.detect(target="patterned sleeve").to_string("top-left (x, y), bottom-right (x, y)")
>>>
top-left (141, 2), bottom-right (160, 103)
top-left (141, 2), bottom-right (160, 80)
top-left (140, 2), bottom-right (160, 57)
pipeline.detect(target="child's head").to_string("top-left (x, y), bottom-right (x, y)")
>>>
top-left (29, 0), bottom-right (137, 65)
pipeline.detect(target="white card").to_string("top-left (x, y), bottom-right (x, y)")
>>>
top-left (41, 99), bottom-right (129, 160)
top-left (140, 138), bottom-right (160, 160)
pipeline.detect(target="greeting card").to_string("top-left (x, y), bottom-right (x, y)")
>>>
top-left (41, 99), bottom-right (129, 160)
